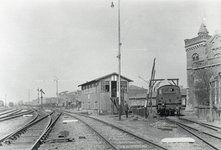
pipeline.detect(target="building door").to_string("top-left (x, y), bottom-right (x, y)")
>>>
top-left (111, 81), bottom-right (117, 97)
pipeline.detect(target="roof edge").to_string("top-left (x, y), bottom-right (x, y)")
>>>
top-left (78, 72), bottom-right (133, 87)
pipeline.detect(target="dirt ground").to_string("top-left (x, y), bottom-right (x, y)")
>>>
top-left (64, 108), bottom-right (219, 150)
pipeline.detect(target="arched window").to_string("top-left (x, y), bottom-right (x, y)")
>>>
top-left (192, 53), bottom-right (199, 61)
top-left (214, 53), bottom-right (221, 57)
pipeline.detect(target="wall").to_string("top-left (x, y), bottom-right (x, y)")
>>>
top-left (185, 33), bottom-right (221, 110)
top-left (79, 75), bottom-right (131, 114)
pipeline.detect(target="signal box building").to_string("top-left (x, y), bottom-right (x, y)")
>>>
top-left (78, 72), bottom-right (133, 114)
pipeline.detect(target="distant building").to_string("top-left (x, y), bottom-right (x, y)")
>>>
top-left (24, 101), bottom-right (32, 105)
top-left (184, 23), bottom-right (221, 110)
top-left (78, 72), bottom-right (133, 114)
top-left (46, 97), bottom-right (60, 105)
top-left (128, 85), bottom-right (149, 107)
top-left (0, 100), bottom-right (4, 106)
top-left (46, 90), bottom-right (80, 107)
top-left (31, 99), bottom-right (39, 105)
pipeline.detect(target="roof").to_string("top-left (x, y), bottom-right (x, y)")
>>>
top-left (129, 85), bottom-right (147, 90)
top-left (78, 72), bottom-right (133, 87)
top-left (198, 23), bottom-right (209, 35)
top-left (208, 33), bottom-right (221, 43)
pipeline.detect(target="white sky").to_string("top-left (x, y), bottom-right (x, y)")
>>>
top-left (0, 0), bottom-right (220, 103)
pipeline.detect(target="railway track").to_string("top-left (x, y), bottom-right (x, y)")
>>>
top-left (0, 108), bottom-right (10, 112)
top-left (165, 117), bottom-right (221, 150)
top-left (0, 110), bottom-right (61, 150)
top-left (0, 108), bottom-right (18, 114)
top-left (64, 111), bottom-right (168, 150)
top-left (0, 109), bottom-right (22, 118)
top-left (178, 117), bottom-right (221, 131)
top-left (0, 109), bottom-right (34, 122)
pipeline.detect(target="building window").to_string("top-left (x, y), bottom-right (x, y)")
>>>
top-left (192, 53), bottom-right (199, 61)
top-left (121, 81), bottom-right (128, 92)
top-left (101, 81), bottom-right (110, 92)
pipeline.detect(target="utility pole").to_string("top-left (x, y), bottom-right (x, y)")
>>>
top-left (37, 88), bottom-right (40, 104)
top-left (111, 0), bottom-right (122, 121)
top-left (54, 76), bottom-right (59, 96)
top-left (5, 94), bottom-right (7, 107)
top-left (28, 89), bottom-right (30, 102)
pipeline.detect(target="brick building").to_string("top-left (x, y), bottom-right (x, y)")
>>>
top-left (184, 23), bottom-right (221, 110)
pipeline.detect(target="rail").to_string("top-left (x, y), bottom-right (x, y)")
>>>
top-left (0, 110), bottom-right (53, 144)
top-left (0, 110), bottom-right (34, 122)
top-left (179, 117), bottom-right (221, 131)
top-left (0, 111), bottom-right (38, 143)
top-left (64, 111), bottom-right (168, 150)
top-left (165, 117), bottom-right (221, 150)
top-left (30, 112), bottom-right (62, 150)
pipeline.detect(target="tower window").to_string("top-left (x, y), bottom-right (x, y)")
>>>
top-left (192, 53), bottom-right (199, 61)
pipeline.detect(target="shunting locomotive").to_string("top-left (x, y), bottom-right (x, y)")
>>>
top-left (156, 84), bottom-right (181, 116)
top-left (146, 59), bottom-right (182, 116)
top-left (150, 78), bottom-right (181, 116)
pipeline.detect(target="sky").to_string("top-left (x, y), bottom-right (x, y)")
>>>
top-left (0, 0), bottom-right (220, 104)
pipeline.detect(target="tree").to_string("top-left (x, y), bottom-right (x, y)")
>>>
top-left (193, 69), bottom-right (212, 106)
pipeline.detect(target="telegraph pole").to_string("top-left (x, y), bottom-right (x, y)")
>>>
top-left (111, 0), bottom-right (122, 120)
top-left (5, 94), bottom-right (7, 107)
top-left (37, 88), bottom-right (40, 104)
top-left (28, 89), bottom-right (30, 102)
top-left (54, 76), bottom-right (59, 96)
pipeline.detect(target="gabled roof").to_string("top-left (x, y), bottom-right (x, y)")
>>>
top-left (208, 33), bottom-right (221, 43)
top-left (78, 72), bottom-right (133, 87)
top-left (198, 23), bottom-right (209, 35)
top-left (129, 85), bottom-right (147, 90)
top-left (58, 91), bottom-right (68, 96)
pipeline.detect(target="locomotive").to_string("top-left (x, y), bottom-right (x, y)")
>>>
top-left (156, 84), bottom-right (181, 116)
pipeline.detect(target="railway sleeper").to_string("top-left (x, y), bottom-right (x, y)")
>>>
top-left (2, 140), bottom-right (12, 145)
top-left (44, 138), bottom-right (75, 143)
top-left (9, 135), bottom-right (19, 140)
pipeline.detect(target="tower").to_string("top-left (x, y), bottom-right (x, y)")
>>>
top-left (184, 23), bottom-right (212, 110)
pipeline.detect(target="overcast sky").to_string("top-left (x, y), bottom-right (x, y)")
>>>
top-left (0, 0), bottom-right (220, 103)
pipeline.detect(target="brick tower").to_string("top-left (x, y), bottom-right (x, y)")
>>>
top-left (184, 23), bottom-right (221, 110)
top-left (184, 23), bottom-right (211, 110)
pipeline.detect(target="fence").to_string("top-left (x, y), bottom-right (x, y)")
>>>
top-left (196, 106), bottom-right (221, 120)
top-left (130, 106), bottom-right (157, 117)
top-left (131, 107), bottom-right (145, 117)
